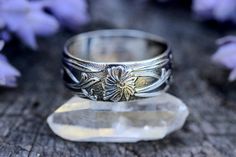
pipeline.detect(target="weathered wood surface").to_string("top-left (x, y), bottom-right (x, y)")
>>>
top-left (0, 0), bottom-right (236, 156)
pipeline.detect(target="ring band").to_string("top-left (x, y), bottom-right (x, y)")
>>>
top-left (63, 29), bottom-right (172, 102)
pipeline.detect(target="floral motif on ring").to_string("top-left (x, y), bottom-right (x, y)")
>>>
top-left (102, 66), bottom-right (137, 101)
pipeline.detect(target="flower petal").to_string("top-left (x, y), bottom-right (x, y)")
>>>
top-left (110, 90), bottom-right (123, 102)
top-left (125, 86), bottom-right (135, 95)
top-left (111, 66), bottom-right (122, 81)
top-left (0, 0), bottom-right (30, 31)
top-left (2, 12), bottom-right (25, 32)
top-left (192, 0), bottom-right (216, 19)
top-left (104, 86), bottom-right (117, 93)
top-left (106, 76), bottom-right (117, 84)
top-left (213, 0), bottom-right (236, 22)
top-left (212, 43), bottom-right (236, 69)
top-left (0, 0), bottom-right (29, 12)
top-left (124, 89), bottom-right (131, 101)
top-left (0, 54), bottom-right (20, 87)
top-left (125, 77), bottom-right (137, 84)
top-left (103, 89), bottom-right (118, 100)
top-left (16, 24), bottom-right (37, 49)
top-left (216, 36), bottom-right (236, 46)
top-left (192, 0), bottom-right (236, 22)
top-left (46, 0), bottom-right (89, 31)
top-left (1, 0), bottom-right (59, 48)
top-left (27, 8), bottom-right (59, 36)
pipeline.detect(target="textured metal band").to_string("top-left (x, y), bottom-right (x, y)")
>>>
top-left (63, 29), bottom-right (172, 102)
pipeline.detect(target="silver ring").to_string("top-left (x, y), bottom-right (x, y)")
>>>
top-left (63, 29), bottom-right (172, 102)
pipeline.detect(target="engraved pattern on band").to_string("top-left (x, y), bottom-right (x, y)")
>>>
top-left (63, 30), bottom-right (172, 102)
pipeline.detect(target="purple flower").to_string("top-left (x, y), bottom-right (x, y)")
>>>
top-left (0, 41), bottom-right (21, 87)
top-left (192, 0), bottom-right (236, 22)
top-left (44, 0), bottom-right (89, 31)
top-left (0, 0), bottom-right (59, 49)
top-left (212, 36), bottom-right (236, 81)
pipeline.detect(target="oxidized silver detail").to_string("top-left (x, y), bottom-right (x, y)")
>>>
top-left (102, 66), bottom-right (137, 102)
top-left (64, 67), bottom-right (100, 100)
top-left (63, 29), bottom-right (172, 102)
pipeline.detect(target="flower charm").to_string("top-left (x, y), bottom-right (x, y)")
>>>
top-left (103, 66), bottom-right (137, 102)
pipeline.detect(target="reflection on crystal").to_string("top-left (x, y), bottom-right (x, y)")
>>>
top-left (47, 93), bottom-right (189, 142)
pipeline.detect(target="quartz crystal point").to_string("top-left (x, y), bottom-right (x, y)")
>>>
top-left (47, 93), bottom-right (189, 142)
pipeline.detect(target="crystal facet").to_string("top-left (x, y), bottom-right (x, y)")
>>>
top-left (47, 93), bottom-right (189, 142)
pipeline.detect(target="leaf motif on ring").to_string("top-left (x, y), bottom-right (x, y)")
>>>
top-left (63, 67), bottom-right (100, 100)
top-left (102, 66), bottom-right (137, 102)
top-left (81, 89), bottom-right (97, 100)
top-left (134, 68), bottom-right (171, 97)
top-left (77, 73), bottom-right (100, 89)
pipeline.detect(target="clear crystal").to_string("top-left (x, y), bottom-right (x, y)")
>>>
top-left (47, 93), bottom-right (189, 142)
